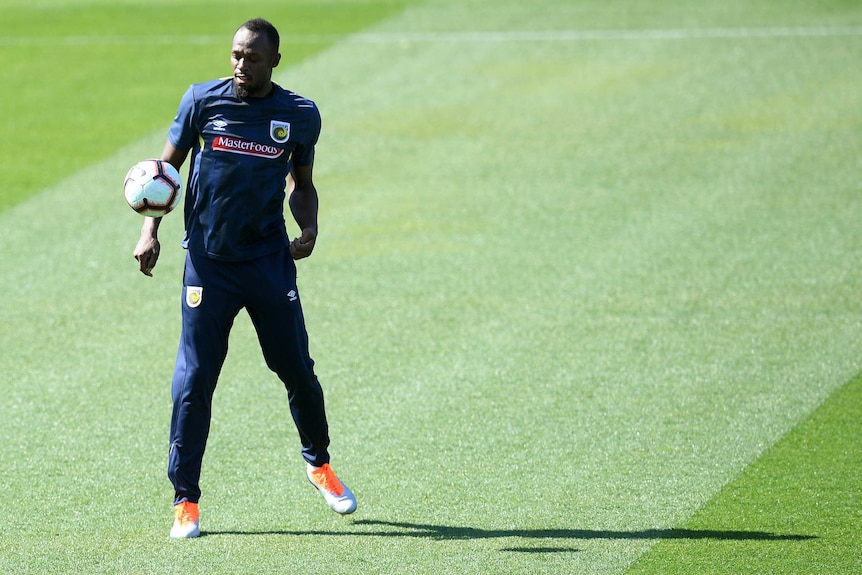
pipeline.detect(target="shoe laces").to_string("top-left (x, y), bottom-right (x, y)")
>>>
top-left (310, 464), bottom-right (345, 496)
top-left (175, 501), bottom-right (199, 524)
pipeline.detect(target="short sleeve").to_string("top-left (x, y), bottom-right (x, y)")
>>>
top-left (167, 85), bottom-right (198, 152)
top-left (292, 104), bottom-right (321, 167)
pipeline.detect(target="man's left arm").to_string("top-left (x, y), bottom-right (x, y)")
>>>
top-left (288, 163), bottom-right (319, 260)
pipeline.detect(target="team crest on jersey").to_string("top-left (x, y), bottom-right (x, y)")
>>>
top-left (186, 286), bottom-right (203, 308)
top-left (270, 120), bottom-right (291, 143)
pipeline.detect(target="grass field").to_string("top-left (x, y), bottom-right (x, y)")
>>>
top-left (1, 0), bottom-right (861, 573)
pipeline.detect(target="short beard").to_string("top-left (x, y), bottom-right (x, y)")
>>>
top-left (233, 81), bottom-right (250, 99)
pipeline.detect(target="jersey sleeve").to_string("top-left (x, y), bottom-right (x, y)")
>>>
top-left (292, 104), bottom-right (321, 167)
top-left (167, 85), bottom-right (198, 152)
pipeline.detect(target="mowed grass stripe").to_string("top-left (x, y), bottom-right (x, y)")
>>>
top-left (627, 371), bottom-right (862, 574)
top-left (274, 5), bottom-right (862, 572)
top-left (4, 25), bottom-right (862, 47)
top-left (1, 1), bottom-right (861, 573)
top-left (0, 0), bottom-right (415, 214)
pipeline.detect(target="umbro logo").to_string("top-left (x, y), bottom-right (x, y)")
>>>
top-left (287, 290), bottom-right (298, 301)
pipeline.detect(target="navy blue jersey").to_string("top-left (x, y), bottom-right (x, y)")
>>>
top-left (168, 78), bottom-right (321, 261)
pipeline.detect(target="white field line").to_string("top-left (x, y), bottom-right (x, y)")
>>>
top-left (352, 26), bottom-right (862, 42)
top-left (1, 26), bottom-right (861, 46)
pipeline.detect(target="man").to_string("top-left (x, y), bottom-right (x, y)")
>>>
top-left (133, 18), bottom-right (356, 539)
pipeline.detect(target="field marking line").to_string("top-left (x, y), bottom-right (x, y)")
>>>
top-left (2, 26), bottom-right (861, 46)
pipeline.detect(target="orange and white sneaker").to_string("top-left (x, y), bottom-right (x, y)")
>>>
top-left (307, 463), bottom-right (357, 515)
top-left (170, 501), bottom-right (201, 538)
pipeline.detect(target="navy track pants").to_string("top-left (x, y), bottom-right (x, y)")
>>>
top-left (168, 248), bottom-right (330, 504)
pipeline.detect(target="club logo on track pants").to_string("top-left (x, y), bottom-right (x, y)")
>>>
top-left (186, 286), bottom-right (203, 308)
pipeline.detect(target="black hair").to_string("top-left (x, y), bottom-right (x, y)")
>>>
top-left (238, 18), bottom-right (280, 53)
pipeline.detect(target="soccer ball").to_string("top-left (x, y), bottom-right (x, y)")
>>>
top-left (123, 159), bottom-right (182, 217)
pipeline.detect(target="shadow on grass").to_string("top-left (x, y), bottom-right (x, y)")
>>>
top-left (205, 519), bottom-right (815, 544)
top-left (500, 546), bottom-right (580, 553)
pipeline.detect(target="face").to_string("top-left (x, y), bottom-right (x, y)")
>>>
top-left (231, 28), bottom-right (281, 98)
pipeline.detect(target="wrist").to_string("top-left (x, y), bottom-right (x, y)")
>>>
top-left (141, 216), bottom-right (162, 238)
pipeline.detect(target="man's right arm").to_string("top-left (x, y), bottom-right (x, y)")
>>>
top-left (133, 140), bottom-right (189, 277)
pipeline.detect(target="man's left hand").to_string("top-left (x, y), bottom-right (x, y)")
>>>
top-left (290, 227), bottom-right (317, 260)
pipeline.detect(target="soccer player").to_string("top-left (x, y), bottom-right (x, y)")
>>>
top-left (132, 18), bottom-right (356, 538)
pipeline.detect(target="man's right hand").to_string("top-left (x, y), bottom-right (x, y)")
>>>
top-left (133, 217), bottom-right (162, 277)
